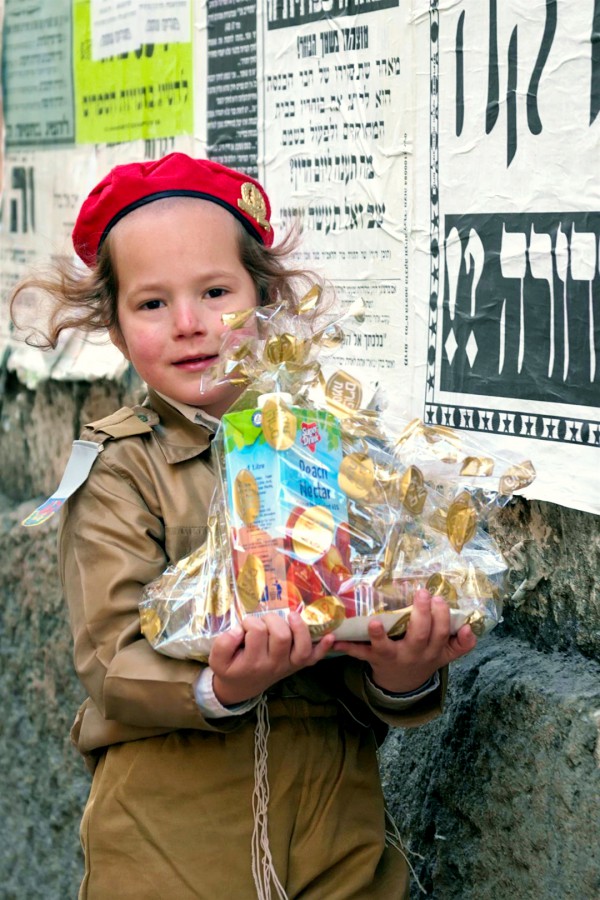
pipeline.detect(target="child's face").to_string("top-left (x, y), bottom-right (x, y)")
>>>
top-left (110, 198), bottom-right (258, 417)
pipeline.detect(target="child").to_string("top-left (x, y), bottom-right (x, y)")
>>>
top-left (12, 154), bottom-right (477, 899)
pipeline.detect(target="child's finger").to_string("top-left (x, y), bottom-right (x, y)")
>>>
top-left (366, 619), bottom-right (396, 658)
top-left (329, 640), bottom-right (372, 661)
top-left (261, 613), bottom-right (293, 658)
top-left (287, 612), bottom-right (314, 665)
top-left (209, 625), bottom-right (245, 669)
top-left (428, 595), bottom-right (452, 649)
top-left (309, 631), bottom-right (336, 664)
top-left (405, 590), bottom-right (434, 644)
top-left (242, 617), bottom-right (270, 656)
top-left (450, 624), bottom-right (478, 656)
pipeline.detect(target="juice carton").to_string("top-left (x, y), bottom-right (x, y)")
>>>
top-left (221, 395), bottom-right (352, 620)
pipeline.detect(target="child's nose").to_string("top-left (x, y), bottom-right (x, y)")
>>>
top-left (172, 301), bottom-right (206, 336)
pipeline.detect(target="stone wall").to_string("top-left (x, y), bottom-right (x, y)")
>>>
top-left (1, 373), bottom-right (598, 898)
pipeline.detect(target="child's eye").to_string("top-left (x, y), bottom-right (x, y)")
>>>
top-left (205, 288), bottom-right (228, 300)
top-left (140, 299), bottom-right (165, 310)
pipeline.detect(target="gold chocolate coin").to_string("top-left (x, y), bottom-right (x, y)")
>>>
top-left (426, 574), bottom-right (459, 607)
top-left (499, 460), bottom-right (536, 495)
top-left (338, 452), bottom-right (375, 500)
top-left (446, 496), bottom-right (477, 553)
top-left (453, 490), bottom-right (472, 507)
top-left (261, 397), bottom-right (297, 451)
top-left (326, 372), bottom-right (362, 411)
top-left (462, 568), bottom-right (500, 601)
top-left (399, 466), bottom-right (428, 516)
top-left (236, 554), bottom-right (265, 612)
top-left (340, 411), bottom-right (383, 440)
top-left (301, 595), bottom-right (345, 638)
top-left (139, 608), bottom-right (162, 644)
top-left (292, 506), bottom-right (335, 564)
top-left (461, 456), bottom-right (495, 477)
top-left (265, 333), bottom-right (305, 366)
top-left (399, 534), bottom-right (424, 565)
top-left (234, 469), bottom-right (261, 525)
top-left (464, 609), bottom-right (486, 636)
top-left (206, 571), bottom-right (232, 617)
top-left (387, 606), bottom-right (413, 638)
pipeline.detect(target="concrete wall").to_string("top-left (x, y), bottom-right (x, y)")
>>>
top-left (1, 373), bottom-right (598, 898)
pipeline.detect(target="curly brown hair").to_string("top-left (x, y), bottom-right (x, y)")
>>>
top-left (10, 213), bottom-right (317, 350)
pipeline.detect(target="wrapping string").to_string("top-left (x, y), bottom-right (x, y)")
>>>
top-left (384, 807), bottom-right (427, 896)
top-left (251, 696), bottom-right (288, 900)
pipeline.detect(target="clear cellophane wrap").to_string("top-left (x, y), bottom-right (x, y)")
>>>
top-left (139, 287), bottom-right (536, 661)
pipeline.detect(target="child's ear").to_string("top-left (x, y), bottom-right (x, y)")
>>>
top-left (109, 325), bottom-right (130, 361)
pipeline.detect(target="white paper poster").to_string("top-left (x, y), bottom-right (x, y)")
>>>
top-left (1, 148), bottom-right (127, 383)
top-left (90, 0), bottom-right (191, 61)
top-left (259, 0), bottom-right (414, 399)
top-left (0, 0), bottom-right (598, 512)
top-left (414, 0), bottom-right (600, 512)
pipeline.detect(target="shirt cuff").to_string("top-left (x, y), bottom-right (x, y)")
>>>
top-left (365, 671), bottom-right (441, 710)
top-left (194, 667), bottom-right (262, 719)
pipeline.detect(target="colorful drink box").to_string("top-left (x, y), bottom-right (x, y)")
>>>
top-left (221, 395), bottom-right (353, 622)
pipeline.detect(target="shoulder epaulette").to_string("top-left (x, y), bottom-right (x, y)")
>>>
top-left (82, 405), bottom-right (158, 442)
top-left (22, 406), bottom-right (158, 528)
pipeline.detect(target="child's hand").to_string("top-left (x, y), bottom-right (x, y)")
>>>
top-left (210, 612), bottom-right (335, 707)
top-left (332, 588), bottom-right (477, 695)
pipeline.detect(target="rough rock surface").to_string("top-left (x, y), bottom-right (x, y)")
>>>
top-left (380, 634), bottom-right (600, 899)
top-left (1, 376), bottom-right (599, 898)
top-left (1, 377), bottom-right (135, 897)
top-left (0, 499), bottom-right (87, 899)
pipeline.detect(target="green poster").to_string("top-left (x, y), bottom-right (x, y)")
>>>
top-left (73, 1), bottom-right (193, 144)
top-left (3, 0), bottom-right (75, 148)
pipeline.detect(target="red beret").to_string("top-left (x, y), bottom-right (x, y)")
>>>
top-left (72, 153), bottom-right (274, 267)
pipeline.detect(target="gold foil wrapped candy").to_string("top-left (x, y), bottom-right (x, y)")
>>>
top-left (261, 397), bottom-right (297, 451)
top-left (236, 554), bottom-right (266, 613)
top-left (301, 595), bottom-right (346, 638)
top-left (139, 284), bottom-right (534, 660)
top-left (234, 469), bottom-right (261, 525)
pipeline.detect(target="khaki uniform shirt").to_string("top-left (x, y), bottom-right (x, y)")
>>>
top-left (59, 390), bottom-right (446, 766)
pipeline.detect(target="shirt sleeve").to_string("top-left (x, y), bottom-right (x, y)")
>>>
top-left (194, 667), bottom-right (262, 719)
top-left (337, 657), bottom-right (448, 729)
top-left (59, 449), bottom-right (250, 735)
top-left (364, 671), bottom-right (441, 710)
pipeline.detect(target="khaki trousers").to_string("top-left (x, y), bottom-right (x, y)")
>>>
top-left (79, 699), bottom-right (409, 899)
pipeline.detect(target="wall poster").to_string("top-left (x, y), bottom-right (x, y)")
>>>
top-left (0, 1), bottom-right (598, 512)
top-left (1, 148), bottom-right (127, 385)
top-left (258, 0), bottom-right (414, 400)
top-left (418, 0), bottom-right (600, 512)
top-left (74, 0), bottom-right (194, 143)
top-left (206, 0), bottom-right (259, 175)
top-left (3, 0), bottom-right (75, 148)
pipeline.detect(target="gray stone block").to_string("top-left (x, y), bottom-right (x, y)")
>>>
top-left (380, 634), bottom-right (600, 899)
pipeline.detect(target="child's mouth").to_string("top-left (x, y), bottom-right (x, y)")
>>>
top-left (173, 355), bottom-right (218, 371)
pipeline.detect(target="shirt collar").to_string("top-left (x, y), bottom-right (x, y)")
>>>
top-left (154, 391), bottom-right (221, 433)
top-left (145, 389), bottom-right (215, 464)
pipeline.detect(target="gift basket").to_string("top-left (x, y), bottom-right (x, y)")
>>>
top-left (139, 286), bottom-right (536, 661)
